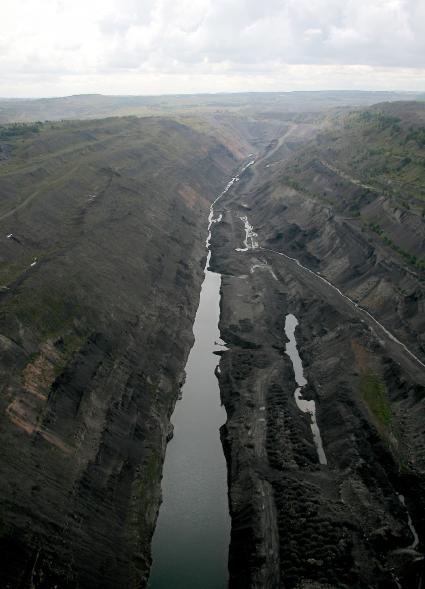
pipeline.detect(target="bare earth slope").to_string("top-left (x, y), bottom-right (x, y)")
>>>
top-left (0, 115), bottom-right (264, 588)
top-left (209, 102), bottom-right (425, 588)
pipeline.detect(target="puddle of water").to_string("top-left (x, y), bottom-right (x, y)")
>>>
top-left (398, 493), bottom-right (420, 549)
top-left (250, 263), bottom-right (278, 281)
top-left (262, 246), bottom-right (425, 372)
top-left (284, 313), bottom-right (327, 466)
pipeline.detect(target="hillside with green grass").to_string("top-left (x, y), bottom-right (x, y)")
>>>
top-left (275, 101), bottom-right (425, 271)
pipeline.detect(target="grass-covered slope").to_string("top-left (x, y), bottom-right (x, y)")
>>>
top-left (276, 101), bottom-right (425, 270)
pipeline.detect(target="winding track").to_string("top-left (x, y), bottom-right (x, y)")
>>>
top-left (224, 140), bottom-right (425, 386)
top-left (260, 246), bottom-right (425, 372)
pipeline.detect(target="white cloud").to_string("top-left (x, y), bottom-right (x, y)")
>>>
top-left (0, 0), bottom-right (424, 96)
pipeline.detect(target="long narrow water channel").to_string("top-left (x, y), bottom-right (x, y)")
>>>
top-left (148, 166), bottom-right (253, 588)
top-left (148, 261), bottom-right (229, 588)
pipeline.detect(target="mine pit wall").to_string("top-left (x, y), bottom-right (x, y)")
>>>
top-left (0, 114), bottom-right (278, 589)
top-left (209, 164), bottom-right (425, 588)
top-left (0, 184), bottom-right (212, 588)
top-left (3, 109), bottom-right (424, 588)
top-left (256, 185), bottom-right (425, 364)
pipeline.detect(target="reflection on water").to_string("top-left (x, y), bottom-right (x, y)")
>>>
top-left (148, 169), bottom-right (248, 588)
top-left (148, 260), bottom-right (230, 588)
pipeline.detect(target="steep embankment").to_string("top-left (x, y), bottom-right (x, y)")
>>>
top-left (210, 103), bottom-right (425, 588)
top-left (0, 115), bottom-right (266, 588)
top-left (259, 101), bottom-right (425, 361)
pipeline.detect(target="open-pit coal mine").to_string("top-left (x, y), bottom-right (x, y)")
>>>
top-left (0, 92), bottom-right (425, 589)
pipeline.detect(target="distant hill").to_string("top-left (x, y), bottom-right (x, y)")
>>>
top-left (0, 90), bottom-right (423, 124)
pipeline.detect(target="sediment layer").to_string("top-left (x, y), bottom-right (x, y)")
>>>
top-left (211, 117), bottom-right (425, 588)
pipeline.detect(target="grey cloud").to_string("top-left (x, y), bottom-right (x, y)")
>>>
top-left (0, 0), bottom-right (424, 96)
top-left (96, 0), bottom-right (425, 73)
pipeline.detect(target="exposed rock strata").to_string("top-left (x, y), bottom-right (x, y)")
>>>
top-left (211, 125), bottom-right (425, 588)
top-left (0, 116), bottom-right (264, 588)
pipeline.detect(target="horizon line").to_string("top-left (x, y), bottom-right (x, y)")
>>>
top-left (0, 89), bottom-right (423, 101)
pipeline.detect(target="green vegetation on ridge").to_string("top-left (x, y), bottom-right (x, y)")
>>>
top-left (276, 101), bottom-right (425, 272)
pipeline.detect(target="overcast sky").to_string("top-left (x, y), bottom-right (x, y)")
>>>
top-left (1, 0), bottom-right (424, 97)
